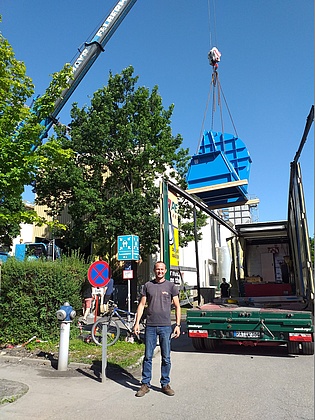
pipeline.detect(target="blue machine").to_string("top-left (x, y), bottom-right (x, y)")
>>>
top-left (186, 130), bottom-right (252, 209)
top-left (14, 242), bottom-right (61, 261)
top-left (0, 251), bottom-right (9, 263)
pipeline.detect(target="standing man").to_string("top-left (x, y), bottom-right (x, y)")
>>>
top-left (220, 277), bottom-right (230, 298)
top-left (133, 261), bottom-right (181, 397)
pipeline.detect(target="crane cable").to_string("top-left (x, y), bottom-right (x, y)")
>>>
top-left (197, 0), bottom-right (238, 153)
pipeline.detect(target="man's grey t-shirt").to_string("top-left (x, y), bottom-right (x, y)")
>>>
top-left (142, 280), bottom-right (179, 326)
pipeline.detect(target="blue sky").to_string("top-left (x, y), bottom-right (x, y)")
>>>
top-left (1, 0), bottom-right (314, 234)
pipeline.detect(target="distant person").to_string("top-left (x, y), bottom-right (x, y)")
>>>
top-left (220, 277), bottom-right (230, 298)
top-left (81, 280), bottom-right (93, 324)
top-left (101, 277), bottom-right (114, 313)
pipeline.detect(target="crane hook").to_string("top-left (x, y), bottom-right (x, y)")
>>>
top-left (208, 47), bottom-right (221, 69)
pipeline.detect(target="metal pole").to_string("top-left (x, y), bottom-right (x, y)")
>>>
top-left (127, 279), bottom-right (131, 324)
top-left (160, 180), bottom-right (170, 279)
top-left (102, 323), bottom-right (107, 382)
top-left (193, 206), bottom-right (201, 305)
top-left (57, 322), bottom-right (70, 371)
top-left (94, 296), bottom-right (99, 323)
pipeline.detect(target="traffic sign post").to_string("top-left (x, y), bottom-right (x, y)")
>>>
top-left (87, 260), bottom-right (111, 321)
top-left (87, 260), bottom-right (111, 288)
top-left (117, 235), bottom-right (139, 261)
top-left (117, 235), bottom-right (140, 314)
top-left (122, 259), bottom-right (134, 323)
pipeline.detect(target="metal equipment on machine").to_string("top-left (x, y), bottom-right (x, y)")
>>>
top-left (186, 47), bottom-right (254, 209)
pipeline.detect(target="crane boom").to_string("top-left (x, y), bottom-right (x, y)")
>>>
top-left (40, 0), bottom-right (137, 139)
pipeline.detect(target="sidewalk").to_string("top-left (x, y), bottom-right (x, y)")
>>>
top-left (0, 350), bottom-right (146, 420)
top-left (0, 327), bottom-right (192, 420)
top-left (0, 316), bottom-right (190, 419)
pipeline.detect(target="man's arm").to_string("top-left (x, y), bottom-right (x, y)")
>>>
top-left (172, 295), bottom-right (181, 338)
top-left (133, 295), bottom-right (147, 335)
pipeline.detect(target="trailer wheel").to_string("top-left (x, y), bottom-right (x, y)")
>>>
top-left (287, 341), bottom-right (300, 355)
top-left (204, 338), bottom-right (216, 351)
top-left (192, 337), bottom-right (205, 350)
top-left (301, 342), bottom-right (314, 355)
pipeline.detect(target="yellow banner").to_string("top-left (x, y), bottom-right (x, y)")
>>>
top-left (168, 191), bottom-right (179, 267)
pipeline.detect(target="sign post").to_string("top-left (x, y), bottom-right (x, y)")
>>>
top-left (102, 322), bottom-right (107, 382)
top-left (87, 260), bottom-right (111, 322)
top-left (118, 235), bottom-right (139, 316)
top-left (122, 261), bottom-right (133, 325)
top-left (117, 235), bottom-right (139, 261)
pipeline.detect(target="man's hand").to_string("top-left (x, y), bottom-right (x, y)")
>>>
top-left (172, 325), bottom-right (181, 339)
top-left (133, 323), bottom-right (140, 336)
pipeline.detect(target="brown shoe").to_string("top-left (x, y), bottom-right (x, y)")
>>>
top-left (161, 384), bottom-right (175, 396)
top-left (135, 384), bottom-right (150, 397)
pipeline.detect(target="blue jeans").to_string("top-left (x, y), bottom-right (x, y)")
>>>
top-left (142, 325), bottom-right (172, 387)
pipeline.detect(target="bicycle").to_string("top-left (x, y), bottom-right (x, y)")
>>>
top-left (91, 300), bottom-right (146, 346)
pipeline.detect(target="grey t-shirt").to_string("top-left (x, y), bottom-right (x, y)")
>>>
top-left (142, 280), bottom-right (179, 326)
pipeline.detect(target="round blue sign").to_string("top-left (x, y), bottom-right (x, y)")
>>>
top-left (87, 260), bottom-right (110, 287)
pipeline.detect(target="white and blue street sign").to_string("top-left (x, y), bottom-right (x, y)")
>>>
top-left (117, 235), bottom-right (139, 261)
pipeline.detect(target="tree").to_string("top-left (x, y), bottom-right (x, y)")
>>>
top-left (35, 66), bottom-right (207, 259)
top-left (34, 66), bottom-right (210, 309)
top-left (0, 22), bottom-right (72, 248)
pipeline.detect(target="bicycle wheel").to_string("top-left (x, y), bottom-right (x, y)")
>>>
top-left (91, 318), bottom-right (120, 346)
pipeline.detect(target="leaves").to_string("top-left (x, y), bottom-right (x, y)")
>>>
top-left (35, 66), bottom-right (193, 259)
top-left (0, 27), bottom-right (72, 247)
top-left (0, 256), bottom-right (87, 344)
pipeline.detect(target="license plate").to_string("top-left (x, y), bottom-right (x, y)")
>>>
top-left (234, 331), bottom-right (260, 338)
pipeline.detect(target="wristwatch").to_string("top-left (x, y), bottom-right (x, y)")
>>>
top-left (176, 324), bottom-right (181, 327)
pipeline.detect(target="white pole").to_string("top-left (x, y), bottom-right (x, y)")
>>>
top-left (127, 279), bottom-right (131, 324)
top-left (57, 322), bottom-right (70, 371)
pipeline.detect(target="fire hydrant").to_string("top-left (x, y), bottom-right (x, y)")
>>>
top-left (56, 302), bottom-right (76, 371)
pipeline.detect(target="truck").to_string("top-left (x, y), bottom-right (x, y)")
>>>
top-left (186, 106), bottom-right (314, 355)
top-left (14, 241), bottom-right (61, 261)
top-left (0, 241), bottom-right (61, 262)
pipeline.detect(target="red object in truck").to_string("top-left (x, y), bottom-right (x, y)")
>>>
top-left (244, 283), bottom-right (292, 297)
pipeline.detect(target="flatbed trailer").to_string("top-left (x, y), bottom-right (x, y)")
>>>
top-left (186, 107), bottom-right (314, 355)
top-left (187, 303), bottom-right (313, 355)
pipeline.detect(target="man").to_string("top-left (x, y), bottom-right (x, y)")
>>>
top-left (133, 261), bottom-right (181, 397)
top-left (220, 277), bottom-right (230, 298)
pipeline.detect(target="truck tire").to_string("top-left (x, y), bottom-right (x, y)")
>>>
top-left (301, 342), bottom-right (314, 355)
top-left (204, 338), bottom-right (216, 351)
top-left (192, 337), bottom-right (205, 350)
top-left (287, 341), bottom-right (300, 355)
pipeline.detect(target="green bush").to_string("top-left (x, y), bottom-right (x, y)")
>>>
top-left (0, 256), bottom-right (88, 345)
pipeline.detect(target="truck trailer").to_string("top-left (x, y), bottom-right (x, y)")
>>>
top-left (186, 107), bottom-right (314, 355)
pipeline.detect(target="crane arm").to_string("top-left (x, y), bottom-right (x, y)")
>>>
top-left (40, 0), bottom-right (137, 140)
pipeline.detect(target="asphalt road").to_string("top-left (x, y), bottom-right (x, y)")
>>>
top-left (0, 324), bottom-right (314, 420)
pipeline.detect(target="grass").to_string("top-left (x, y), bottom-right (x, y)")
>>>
top-left (6, 308), bottom-right (192, 370)
top-left (26, 334), bottom-right (145, 370)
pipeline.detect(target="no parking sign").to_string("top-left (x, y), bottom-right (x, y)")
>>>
top-left (87, 260), bottom-right (110, 287)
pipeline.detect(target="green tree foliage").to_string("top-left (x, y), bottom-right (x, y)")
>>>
top-left (35, 66), bottom-right (205, 260)
top-left (0, 23), bottom-right (72, 248)
top-left (0, 256), bottom-right (88, 344)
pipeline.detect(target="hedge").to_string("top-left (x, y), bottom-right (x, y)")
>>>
top-left (0, 256), bottom-right (89, 345)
